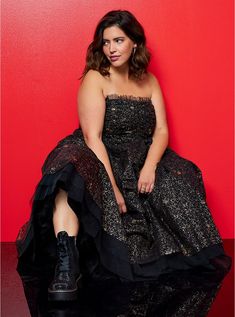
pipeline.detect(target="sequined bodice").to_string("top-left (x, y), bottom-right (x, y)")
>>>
top-left (101, 95), bottom-right (157, 190)
top-left (102, 95), bottom-right (156, 150)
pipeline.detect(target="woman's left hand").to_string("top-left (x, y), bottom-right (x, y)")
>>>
top-left (137, 165), bottom-right (156, 194)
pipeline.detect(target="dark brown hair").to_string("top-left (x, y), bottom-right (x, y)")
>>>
top-left (82, 10), bottom-right (151, 80)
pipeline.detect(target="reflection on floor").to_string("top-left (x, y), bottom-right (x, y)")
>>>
top-left (1, 240), bottom-right (234, 317)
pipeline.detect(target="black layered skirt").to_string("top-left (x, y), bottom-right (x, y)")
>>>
top-left (16, 128), bottom-right (231, 282)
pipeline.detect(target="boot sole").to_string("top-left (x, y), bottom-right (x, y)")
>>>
top-left (48, 274), bottom-right (82, 301)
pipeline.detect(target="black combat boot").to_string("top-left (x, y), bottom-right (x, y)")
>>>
top-left (48, 231), bottom-right (82, 301)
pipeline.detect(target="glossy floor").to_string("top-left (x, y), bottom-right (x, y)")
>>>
top-left (1, 240), bottom-right (234, 317)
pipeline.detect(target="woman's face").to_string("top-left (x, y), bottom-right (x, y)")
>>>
top-left (102, 25), bottom-right (136, 68)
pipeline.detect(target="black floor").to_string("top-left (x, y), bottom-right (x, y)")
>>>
top-left (1, 240), bottom-right (234, 317)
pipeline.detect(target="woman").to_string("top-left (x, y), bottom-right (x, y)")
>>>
top-left (16, 10), bottom-right (230, 302)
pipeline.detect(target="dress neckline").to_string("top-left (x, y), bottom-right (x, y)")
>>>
top-left (105, 94), bottom-right (152, 102)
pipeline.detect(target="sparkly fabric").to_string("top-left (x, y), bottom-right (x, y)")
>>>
top-left (17, 94), bottom-right (225, 281)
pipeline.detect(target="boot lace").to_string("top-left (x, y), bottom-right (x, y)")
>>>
top-left (56, 239), bottom-right (70, 273)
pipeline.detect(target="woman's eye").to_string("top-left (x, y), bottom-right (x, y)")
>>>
top-left (116, 39), bottom-right (123, 43)
top-left (103, 39), bottom-right (123, 46)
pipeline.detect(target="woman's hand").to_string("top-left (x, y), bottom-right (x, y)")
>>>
top-left (137, 165), bottom-right (156, 194)
top-left (113, 186), bottom-right (127, 214)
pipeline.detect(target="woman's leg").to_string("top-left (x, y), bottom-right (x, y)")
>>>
top-left (48, 188), bottom-right (81, 301)
top-left (53, 189), bottom-right (79, 236)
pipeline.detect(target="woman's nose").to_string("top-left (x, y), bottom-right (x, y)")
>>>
top-left (109, 42), bottom-right (116, 53)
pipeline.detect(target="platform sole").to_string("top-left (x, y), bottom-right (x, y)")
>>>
top-left (48, 274), bottom-right (82, 301)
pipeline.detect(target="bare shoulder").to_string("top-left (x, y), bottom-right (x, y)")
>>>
top-left (145, 72), bottom-right (161, 90)
top-left (80, 69), bottom-right (105, 88)
top-left (78, 70), bottom-right (106, 103)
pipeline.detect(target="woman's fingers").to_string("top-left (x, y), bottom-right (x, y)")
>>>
top-left (145, 184), bottom-right (151, 193)
top-left (139, 182), bottom-right (154, 194)
top-left (114, 187), bottom-right (127, 214)
top-left (119, 202), bottom-right (127, 214)
top-left (121, 203), bottom-right (127, 213)
top-left (149, 183), bottom-right (154, 192)
top-left (146, 183), bottom-right (155, 193)
top-left (138, 182), bottom-right (147, 193)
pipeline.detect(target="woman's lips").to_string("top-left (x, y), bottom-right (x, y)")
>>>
top-left (110, 56), bottom-right (120, 62)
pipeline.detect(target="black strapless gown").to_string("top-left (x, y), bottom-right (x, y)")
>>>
top-left (16, 95), bottom-right (231, 282)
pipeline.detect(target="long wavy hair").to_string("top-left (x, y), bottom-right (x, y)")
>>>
top-left (81, 10), bottom-right (151, 80)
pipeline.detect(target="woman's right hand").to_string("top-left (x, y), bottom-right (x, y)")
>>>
top-left (113, 186), bottom-right (127, 214)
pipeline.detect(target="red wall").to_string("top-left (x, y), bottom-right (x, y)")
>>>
top-left (2, 0), bottom-right (234, 241)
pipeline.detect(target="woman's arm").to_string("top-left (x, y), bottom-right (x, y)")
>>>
top-left (78, 70), bottom-right (127, 213)
top-left (137, 74), bottom-right (169, 193)
top-left (145, 74), bottom-right (169, 168)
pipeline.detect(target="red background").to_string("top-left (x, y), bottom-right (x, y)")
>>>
top-left (2, 0), bottom-right (234, 241)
